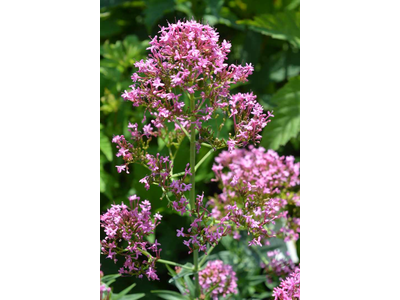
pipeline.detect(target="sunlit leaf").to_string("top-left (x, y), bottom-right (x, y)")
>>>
top-left (100, 130), bottom-right (113, 161)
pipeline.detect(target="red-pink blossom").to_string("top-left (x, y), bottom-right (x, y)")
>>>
top-left (199, 260), bottom-right (238, 300)
top-left (273, 267), bottom-right (300, 300)
top-left (100, 197), bottom-right (162, 280)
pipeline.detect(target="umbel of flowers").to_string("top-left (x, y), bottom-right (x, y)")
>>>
top-left (208, 146), bottom-right (300, 245)
top-left (272, 267), bottom-right (300, 300)
top-left (100, 198), bottom-right (162, 280)
top-left (113, 19), bottom-right (273, 175)
top-left (261, 249), bottom-right (296, 283)
top-left (100, 19), bottom-right (299, 299)
top-left (198, 260), bottom-right (238, 300)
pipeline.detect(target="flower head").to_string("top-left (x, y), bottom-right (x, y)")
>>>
top-left (199, 260), bottom-right (238, 300)
top-left (209, 146), bottom-right (300, 243)
top-left (119, 19), bottom-right (271, 154)
top-left (100, 197), bottom-right (162, 280)
top-left (272, 267), bottom-right (300, 300)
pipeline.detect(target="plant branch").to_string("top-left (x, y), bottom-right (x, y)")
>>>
top-left (156, 259), bottom-right (194, 271)
top-left (137, 248), bottom-right (193, 270)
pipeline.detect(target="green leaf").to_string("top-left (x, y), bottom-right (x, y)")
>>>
top-left (113, 283), bottom-right (136, 300)
top-left (261, 76), bottom-right (300, 150)
top-left (151, 290), bottom-right (189, 300)
top-left (157, 137), bottom-right (166, 151)
top-left (165, 265), bottom-right (188, 295)
top-left (284, 0), bottom-right (300, 10)
top-left (100, 0), bottom-right (131, 9)
top-left (100, 130), bottom-right (113, 161)
top-left (247, 275), bottom-right (267, 286)
top-left (143, 0), bottom-right (175, 32)
top-left (168, 263), bottom-right (194, 284)
top-left (183, 275), bottom-right (195, 298)
top-left (102, 274), bottom-right (121, 284)
top-left (268, 50), bottom-right (300, 82)
top-left (253, 291), bottom-right (273, 299)
top-left (237, 11), bottom-right (300, 48)
top-left (101, 35), bottom-right (148, 75)
top-left (118, 293), bottom-right (146, 300)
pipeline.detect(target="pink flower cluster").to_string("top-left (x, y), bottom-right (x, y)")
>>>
top-left (120, 19), bottom-right (271, 151)
top-left (112, 128), bottom-right (193, 216)
top-left (209, 146), bottom-right (300, 245)
top-left (228, 92), bottom-right (273, 151)
top-left (261, 249), bottom-right (296, 283)
top-left (100, 196), bottom-right (162, 280)
top-left (112, 121), bottom-right (159, 174)
top-left (278, 193), bottom-right (300, 242)
top-left (144, 153), bottom-right (194, 216)
top-left (176, 193), bottom-right (231, 253)
top-left (198, 260), bottom-right (238, 300)
top-left (272, 267), bottom-right (300, 300)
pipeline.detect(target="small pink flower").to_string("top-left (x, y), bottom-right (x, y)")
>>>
top-left (176, 227), bottom-right (185, 237)
top-left (116, 165), bottom-right (126, 173)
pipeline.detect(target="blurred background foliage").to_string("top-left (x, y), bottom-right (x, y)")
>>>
top-left (100, 0), bottom-right (299, 298)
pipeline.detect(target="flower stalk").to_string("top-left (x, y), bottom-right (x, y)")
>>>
top-left (189, 93), bottom-right (200, 297)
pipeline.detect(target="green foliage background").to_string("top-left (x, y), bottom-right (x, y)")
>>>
top-left (100, 0), bottom-right (300, 298)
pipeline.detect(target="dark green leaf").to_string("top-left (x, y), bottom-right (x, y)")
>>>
top-left (143, 0), bottom-right (175, 32)
top-left (151, 290), bottom-right (189, 300)
top-left (102, 273), bottom-right (121, 284)
top-left (113, 283), bottom-right (137, 300)
top-left (168, 263), bottom-right (194, 283)
top-left (183, 275), bottom-right (195, 298)
top-left (100, 130), bottom-right (113, 161)
top-left (261, 76), bottom-right (300, 150)
top-left (237, 12), bottom-right (300, 48)
top-left (118, 293), bottom-right (146, 300)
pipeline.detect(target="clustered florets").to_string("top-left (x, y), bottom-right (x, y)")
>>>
top-left (272, 267), bottom-right (300, 300)
top-left (100, 197), bottom-right (162, 280)
top-left (261, 249), bottom-right (296, 283)
top-left (176, 193), bottom-right (232, 254)
top-left (209, 146), bottom-right (300, 245)
top-left (198, 260), bottom-right (238, 300)
top-left (117, 20), bottom-right (272, 172)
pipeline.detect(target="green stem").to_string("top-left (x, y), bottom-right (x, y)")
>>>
top-left (201, 142), bottom-right (213, 148)
top-left (199, 244), bottom-right (216, 267)
top-left (157, 259), bottom-right (193, 271)
top-left (189, 94), bottom-right (200, 297)
top-left (137, 248), bottom-right (193, 270)
top-left (175, 118), bottom-right (191, 140)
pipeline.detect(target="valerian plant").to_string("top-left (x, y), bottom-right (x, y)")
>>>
top-left (101, 20), bottom-right (300, 300)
